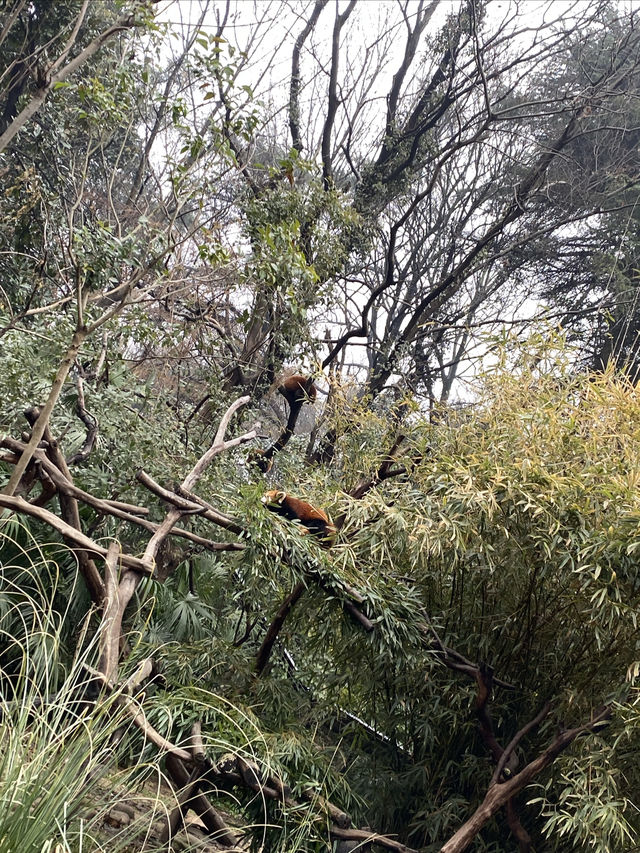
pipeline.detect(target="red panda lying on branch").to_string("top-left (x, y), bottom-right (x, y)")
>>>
top-left (262, 490), bottom-right (336, 546)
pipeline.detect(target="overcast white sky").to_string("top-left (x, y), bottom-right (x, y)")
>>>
top-left (150, 0), bottom-right (640, 399)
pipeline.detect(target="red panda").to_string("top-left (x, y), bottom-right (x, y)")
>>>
top-left (278, 374), bottom-right (317, 407)
top-left (251, 375), bottom-right (318, 473)
top-left (262, 490), bottom-right (336, 546)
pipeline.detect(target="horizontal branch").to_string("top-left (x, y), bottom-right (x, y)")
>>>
top-left (0, 494), bottom-right (154, 574)
top-left (0, 438), bottom-right (240, 552)
top-left (331, 826), bottom-right (418, 853)
top-left (137, 471), bottom-right (244, 535)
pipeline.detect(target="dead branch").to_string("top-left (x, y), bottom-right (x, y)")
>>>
top-left (439, 706), bottom-right (612, 853)
top-left (412, 608), bottom-right (537, 849)
top-left (21, 409), bottom-right (105, 601)
top-left (420, 607), bottom-right (607, 853)
top-left (161, 760), bottom-right (204, 844)
top-left (137, 472), bottom-right (244, 534)
top-left (84, 665), bottom-right (417, 853)
top-left (330, 826), bottom-right (417, 853)
top-left (84, 664), bottom-right (192, 762)
top-left (416, 611), bottom-right (515, 691)
top-left (176, 485), bottom-right (245, 534)
top-left (504, 797), bottom-right (532, 853)
top-left (330, 434), bottom-right (415, 531)
top-left (2, 436), bottom-right (240, 552)
top-left (141, 405), bottom-right (257, 568)
top-left (164, 753), bottom-right (238, 847)
top-left (0, 493), bottom-right (152, 574)
top-left (474, 663), bottom-right (507, 769)
top-left (66, 371), bottom-right (99, 465)
top-left (123, 658), bottom-right (154, 693)
top-left (97, 398), bottom-right (258, 684)
top-left (98, 542), bottom-right (121, 682)
top-left (190, 721), bottom-right (206, 765)
top-left (491, 702), bottom-right (552, 785)
top-left (254, 555), bottom-right (372, 676)
top-left (253, 375), bottom-right (317, 472)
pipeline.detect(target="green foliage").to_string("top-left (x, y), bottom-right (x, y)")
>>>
top-left (182, 336), bottom-right (640, 850)
top-left (0, 518), bottom-right (167, 852)
top-left (530, 739), bottom-right (634, 853)
top-left (2, 0), bottom-right (640, 847)
top-left (245, 172), bottom-right (364, 285)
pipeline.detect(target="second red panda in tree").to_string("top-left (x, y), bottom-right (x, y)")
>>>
top-left (252, 374), bottom-right (318, 473)
top-left (278, 374), bottom-right (317, 407)
top-left (262, 490), bottom-right (336, 546)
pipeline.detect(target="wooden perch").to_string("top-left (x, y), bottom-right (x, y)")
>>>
top-left (0, 494), bottom-right (153, 575)
top-left (190, 721), bottom-right (206, 765)
top-left (26, 413), bottom-right (105, 600)
top-left (414, 613), bottom-right (610, 853)
top-left (416, 610), bottom-right (515, 691)
top-left (330, 826), bottom-right (417, 853)
top-left (440, 706), bottom-right (612, 853)
top-left (137, 471), bottom-right (244, 535)
top-left (137, 466), bottom-right (373, 675)
top-left (253, 374), bottom-right (317, 472)
top-left (139, 411), bottom-right (257, 569)
top-left (204, 753), bottom-right (419, 853)
top-left (348, 434), bottom-right (409, 501)
top-left (1, 437), bottom-right (240, 552)
top-left (123, 658), bottom-right (155, 693)
top-left (255, 558), bottom-right (373, 675)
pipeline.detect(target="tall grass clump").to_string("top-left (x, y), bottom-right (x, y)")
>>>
top-left (0, 515), bottom-right (169, 852)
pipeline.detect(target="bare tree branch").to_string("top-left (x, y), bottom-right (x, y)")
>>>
top-left (290, 0), bottom-right (328, 153)
top-left (440, 706), bottom-right (612, 853)
top-left (321, 0), bottom-right (357, 188)
top-left (0, 5), bottom-right (144, 154)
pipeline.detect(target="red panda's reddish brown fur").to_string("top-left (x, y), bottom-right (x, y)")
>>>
top-left (251, 375), bottom-right (318, 473)
top-left (262, 490), bottom-right (336, 546)
top-left (278, 374), bottom-right (317, 406)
